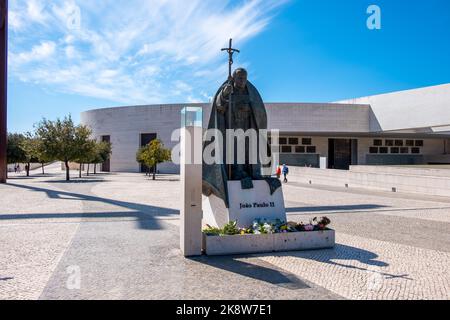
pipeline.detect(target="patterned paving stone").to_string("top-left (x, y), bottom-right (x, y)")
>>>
top-left (259, 233), bottom-right (450, 300)
top-left (1, 164), bottom-right (450, 300)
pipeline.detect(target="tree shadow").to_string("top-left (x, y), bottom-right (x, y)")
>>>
top-left (191, 255), bottom-right (310, 290)
top-left (145, 178), bottom-right (180, 182)
top-left (286, 204), bottom-right (389, 214)
top-left (4, 176), bottom-right (35, 180)
top-left (0, 277), bottom-right (14, 282)
top-left (43, 179), bottom-right (107, 184)
top-left (4, 183), bottom-right (179, 230)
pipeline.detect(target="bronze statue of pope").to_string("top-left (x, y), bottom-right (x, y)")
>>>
top-left (202, 68), bottom-right (281, 207)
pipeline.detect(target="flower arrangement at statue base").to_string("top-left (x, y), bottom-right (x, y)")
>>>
top-left (202, 217), bottom-right (335, 256)
top-left (203, 216), bottom-right (332, 237)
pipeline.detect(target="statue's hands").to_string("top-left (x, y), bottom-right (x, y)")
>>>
top-left (222, 83), bottom-right (233, 97)
top-left (217, 104), bottom-right (227, 114)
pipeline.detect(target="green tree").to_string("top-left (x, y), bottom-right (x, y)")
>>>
top-left (6, 133), bottom-right (26, 177)
top-left (7, 133), bottom-right (26, 166)
top-left (74, 137), bottom-right (96, 178)
top-left (20, 132), bottom-right (54, 176)
top-left (90, 140), bottom-right (112, 175)
top-left (136, 139), bottom-right (171, 180)
top-left (36, 115), bottom-right (93, 181)
top-left (20, 133), bottom-right (39, 177)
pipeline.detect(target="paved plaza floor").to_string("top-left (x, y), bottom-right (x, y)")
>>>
top-left (1, 164), bottom-right (449, 300)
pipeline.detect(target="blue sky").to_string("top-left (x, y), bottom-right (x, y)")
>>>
top-left (7, 0), bottom-right (450, 133)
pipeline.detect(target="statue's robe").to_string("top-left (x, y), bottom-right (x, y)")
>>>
top-left (202, 80), bottom-right (281, 208)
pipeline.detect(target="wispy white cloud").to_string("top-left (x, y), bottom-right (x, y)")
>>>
top-left (9, 0), bottom-right (286, 105)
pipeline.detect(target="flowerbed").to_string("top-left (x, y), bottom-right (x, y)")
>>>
top-left (203, 216), bottom-right (332, 236)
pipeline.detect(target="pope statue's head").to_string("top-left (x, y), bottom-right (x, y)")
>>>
top-left (233, 68), bottom-right (248, 90)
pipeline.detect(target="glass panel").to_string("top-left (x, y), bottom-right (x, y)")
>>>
top-left (369, 147), bottom-right (379, 154)
top-left (302, 138), bottom-right (312, 145)
top-left (181, 107), bottom-right (203, 127)
top-left (295, 146), bottom-right (305, 153)
top-left (400, 147), bottom-right (409, 154)
top-left (374, 139), bottom-right (383, 146)
top-left (306, 146), bottom-right (316, 153)
top-left (281, 146), bottom-right (292, 153)
top-left (289, 138), bottom-right (299, 145)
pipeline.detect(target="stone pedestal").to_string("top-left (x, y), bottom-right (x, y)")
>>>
top-left (203, 180), bottom-right (286, 228)
top-left (180, 107), bottom-right (203, 257)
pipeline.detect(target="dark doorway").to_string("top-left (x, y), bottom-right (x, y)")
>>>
top-left (140, 133), bottom-right (157, 173)
top-left (101, 135), bottom-right (111, 172)
top-left (328, 139), bottom-right (357, 170)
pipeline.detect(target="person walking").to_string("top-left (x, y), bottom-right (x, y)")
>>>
top-left (282, 164), bottom-right (289, 183)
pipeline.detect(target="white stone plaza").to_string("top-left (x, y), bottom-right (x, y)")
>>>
top-left (1, 164), bottom-right (449, 300)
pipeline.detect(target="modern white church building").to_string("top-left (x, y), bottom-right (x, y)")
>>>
top-left (80, 83), bottom-right (450, 173)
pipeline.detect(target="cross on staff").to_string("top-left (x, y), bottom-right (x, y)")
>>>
top-left (221, 39), bottom-right (240, 180)
top-left (221, 38), bottom-right (240, 81)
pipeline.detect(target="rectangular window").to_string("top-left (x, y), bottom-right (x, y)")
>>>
top-left (369, 147), bottom-right (379, 154)
top-left (385, 140), bottom-right (394, 147)
top-left (279, 137), bottom-right (288, 145)
top-left (306, 146), bottom-right (316, 153)
top-left (380, 147), bottom-right (388, 154)
top-left (289, 138), bottom-right (299, 145)
top-left (406, 140), bottom-right (414, 147)
top-left (415, 140), bottom-right (424, 147)
top-left (391, 147), bottom-right (400, 154)
top-left (373, 139), bottom-right (383, 146)
top-left (141, 133), bottom-right (157, 147)
top-left (395, 140), bottom-right (404, 147)
top-left (295, 146), bottom-right (305, 153)
top-left (302, 138), bottom-right (312, 145)
top-left (281, 146), bottom-right (292, 153)
top-left (411, 147), bottom-right (421, 154)
top-left (400, 147), bottom-right (409, 154)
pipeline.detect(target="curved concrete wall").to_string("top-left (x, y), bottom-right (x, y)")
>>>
top-left (338, 83), bottom-right (450, 132)
top-left (80, 102), bottom-right (370, 173)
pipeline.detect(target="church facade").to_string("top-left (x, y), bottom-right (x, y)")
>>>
top-left (80, 83), bottom-right (450, 173)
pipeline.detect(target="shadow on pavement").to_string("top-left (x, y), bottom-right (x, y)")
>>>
top-left (42, 179), bottom-right (107, 184)
top-left (286, 204), bottom-right (389, 213)
top-left (268, 244), bottom-right (412, 280)
top-left (4, 183), bottom-right (179, 230)
top-left (192, 255), bottom-right (310, 290)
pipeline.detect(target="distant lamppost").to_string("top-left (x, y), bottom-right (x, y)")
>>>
top-left (0, 0), bottom-right (7, 183)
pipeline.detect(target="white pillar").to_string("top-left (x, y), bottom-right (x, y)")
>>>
top-left (180, 108), bottom-right (203, 257)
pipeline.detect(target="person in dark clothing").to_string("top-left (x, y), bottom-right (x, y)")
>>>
top-left (282, 164), bottom-right (289, 183)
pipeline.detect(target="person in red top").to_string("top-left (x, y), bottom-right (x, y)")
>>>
top-left (276, 166), bottom-right (282, 180)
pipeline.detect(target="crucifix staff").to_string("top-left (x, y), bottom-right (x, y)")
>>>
top-left (221, 38), bottom-right (240, 180)
top-left (0, 0), bottom-right (8, 184)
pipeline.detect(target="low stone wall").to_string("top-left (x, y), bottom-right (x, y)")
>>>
top-left (289, 165), bottom-right (450, 197)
